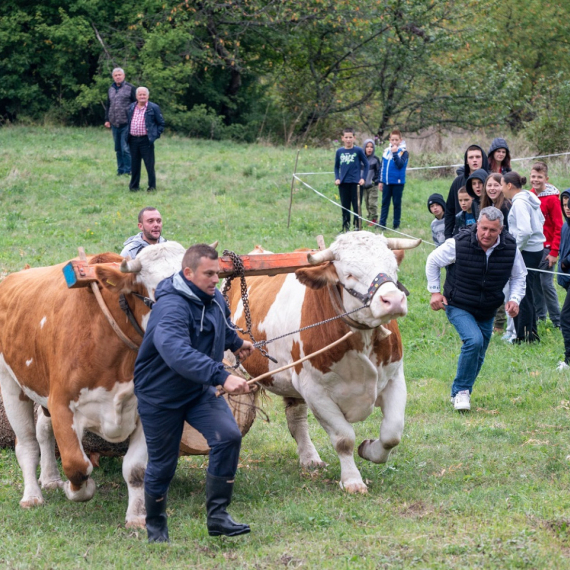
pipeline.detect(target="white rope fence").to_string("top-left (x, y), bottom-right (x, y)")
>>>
top-left (292, 173), bottom-right (567, 278)
top-left (296, 151), bottom-right (570, 176)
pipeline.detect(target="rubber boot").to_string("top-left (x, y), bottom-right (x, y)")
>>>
top-left (206, 473), bottom-right (250, 537)
top-left (145, 491), bottom-right (170, 543)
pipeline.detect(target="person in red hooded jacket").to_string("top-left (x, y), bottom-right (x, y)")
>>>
top-left (530, 161), bottom-right (562, 328)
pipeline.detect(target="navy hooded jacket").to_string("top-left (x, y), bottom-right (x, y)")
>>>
top-left (134, 271), bottom-right (244, 409)
top-left (557, 189), bottom-right (570, 290)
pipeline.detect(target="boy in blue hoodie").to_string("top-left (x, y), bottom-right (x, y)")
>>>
top-left (557, 189), bottom-right (570, 369)
top-left (361, 139), bottom-right (381, 225)
top-left (334, 128), bottom-right (369, 232)
top-left (379, 129), bottom-right (409, 230)
top-left (134, 243), bottom-right (254, 542)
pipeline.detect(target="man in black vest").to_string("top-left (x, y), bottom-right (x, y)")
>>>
top-left (426, 207), bottom-right (527, 411)
top-left (104, 68), bottom-right (136, 175)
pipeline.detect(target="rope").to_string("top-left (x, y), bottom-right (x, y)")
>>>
top-left (293, 175), bottom-right (567, 278)
top-left (295, 150), bottom-right (570, 176)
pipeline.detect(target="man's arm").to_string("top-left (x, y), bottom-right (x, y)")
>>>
top-left (153, 304), bottom-right (231, 388)
top-left (154, 103), bottom-right (165, 135)
top-left (426, 238), bottom-right (456, 310)
top-left (334, 150), bottom-right (341, 183)
top-left (444, 180), bottom-right (459, 239)
top-left (507, 248), bottom-right (527, 306)
top-left (104, 88), bottom-right (111, 127)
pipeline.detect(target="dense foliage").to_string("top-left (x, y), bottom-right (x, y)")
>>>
top-left (0, 0), bottom-right (568, 145)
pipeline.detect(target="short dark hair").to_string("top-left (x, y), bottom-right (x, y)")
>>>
top-left (138, 207), bottom-right (159, 223)
top-left (466, 145), bottom-right (482, 156)
top-left (182, 244), bottom-right (218, 271)
top-left (343, 127), bottom-right (354, 134)
top-left (457, 186), bottom-right (469, 195)
top-left (531, 161), bottom-right (548, 175)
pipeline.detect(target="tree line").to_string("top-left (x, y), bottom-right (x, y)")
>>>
top-left (1, 0), bottom-right (569, 148)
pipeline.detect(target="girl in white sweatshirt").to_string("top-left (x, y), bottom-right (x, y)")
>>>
top-left (502, 171), bottom-right (545, 342)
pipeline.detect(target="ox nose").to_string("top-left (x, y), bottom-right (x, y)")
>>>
top-left (378, 290), bottom-right (407, 317)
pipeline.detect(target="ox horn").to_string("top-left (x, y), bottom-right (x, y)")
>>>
top-left (120, 257), bottom-right (143, 273)
top-left (210, 240), bottom-right (219, 250)
top-left (385, 238), bottom-right (422, 250)
top-left (307, 248), bottom-right (335, 265)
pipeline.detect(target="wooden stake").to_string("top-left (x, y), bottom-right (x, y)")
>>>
top-left (217, 331), bottom-right (354, 396)
top-left (287, 149), bottom-right (301, 228)
top-left (357, 184), bottom-right (362, 230)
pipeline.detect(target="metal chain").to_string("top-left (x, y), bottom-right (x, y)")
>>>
top-left (221, 250), bottom-right (276, 363)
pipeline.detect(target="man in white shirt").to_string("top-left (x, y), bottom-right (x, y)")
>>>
top-left (426, 207), bottom-right (527, 411)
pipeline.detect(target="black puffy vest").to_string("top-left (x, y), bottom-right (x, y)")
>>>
top-left (443, 225), bottom-right (517, 320)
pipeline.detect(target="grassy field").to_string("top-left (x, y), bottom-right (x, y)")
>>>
top-left (2, 127), bottom-right (570, 568)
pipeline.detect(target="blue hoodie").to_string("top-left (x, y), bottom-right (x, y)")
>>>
top-left (134, 271), bottom-right (244, 409)
top-left (380, 140), bottom-right (409, 185)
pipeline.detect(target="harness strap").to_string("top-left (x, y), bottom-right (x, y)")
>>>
top-left (119, 294), bottom-right (146, 337)
top-left (327, 284), bottom-right (374, 331)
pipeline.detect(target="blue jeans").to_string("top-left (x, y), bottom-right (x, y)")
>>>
top-left (112, 124), bottom-right (131, 174)
top-left (532, 247), bottom-right (561, 326)
top-left (445, 305), bottom-right (494, 397)
top-left (138, 387), bottom-right (242, 498)
top-left (380, 184), bottom-right (404, 228)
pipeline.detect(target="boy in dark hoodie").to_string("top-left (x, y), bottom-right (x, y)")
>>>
top-left (361, 139), bottom-right (381, 225)
top-left (453, 187), bottom-right (476, 235)
top-left (428, 193), bottom-right (446, 245)
top-left (464, 168), bottom-right (487, 221)
top-left (557, 190), bottom-right (570, 369)
top-left (444, 145), bottom-right (489, 239)
top-left (334, 128), bottom-right (369, 231)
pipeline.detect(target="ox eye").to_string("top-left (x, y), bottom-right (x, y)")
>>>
top-left (346, 274), bottom-right (355, 281)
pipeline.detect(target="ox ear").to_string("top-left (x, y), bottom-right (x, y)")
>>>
top-left (393, 250), bottom-right (405, 266)
top-left (295, 262), bottom-right (338, 290)
top-left (95, 265), bottom-right (137, 294)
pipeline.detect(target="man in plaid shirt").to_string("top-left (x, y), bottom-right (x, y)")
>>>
top-left (127, 87), bottom-right (165, 192)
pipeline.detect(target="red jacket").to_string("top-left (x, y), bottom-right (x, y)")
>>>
top-left (531, 184), bottom-right (563, 256)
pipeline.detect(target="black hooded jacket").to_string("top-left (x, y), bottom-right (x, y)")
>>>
top-left (444, 145), bottom-right (490, 239)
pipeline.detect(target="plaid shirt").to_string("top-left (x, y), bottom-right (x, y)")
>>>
top-left (130, 103), bottom-right (148, 136)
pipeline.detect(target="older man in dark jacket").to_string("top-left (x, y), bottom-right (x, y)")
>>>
top-left (127, 87), bottom-right (165, 192)
top-left (104, 68), bottom-right (137, 175)
top-left (134, 243), bottom-right (254, 543)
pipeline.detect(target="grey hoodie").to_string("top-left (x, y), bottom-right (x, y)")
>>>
top-left (361, 138), bottom-right (381, 188)
top-left (120, 232), bottom-right (167, 259)
top-left (508, 191), bottom-right (546, 252)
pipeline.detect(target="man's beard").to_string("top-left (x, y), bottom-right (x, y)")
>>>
top-left (143, 229), bottom-right (160, 243)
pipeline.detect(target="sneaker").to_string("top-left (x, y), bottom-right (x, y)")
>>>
top-left (502, 332), bottom-right (516, 343)
top-left (452, 390), bottom-right (471, 411)
top-left (367, 218), bottom-right (377, 227)
top-left (556, 361), bottom-right (570, 372)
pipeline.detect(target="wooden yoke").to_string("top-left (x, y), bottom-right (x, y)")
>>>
top-left (63, 250), bottom-right (322, 289)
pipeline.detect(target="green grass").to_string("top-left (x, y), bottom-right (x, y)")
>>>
top-left (2, 126), bottom-right (570, 568)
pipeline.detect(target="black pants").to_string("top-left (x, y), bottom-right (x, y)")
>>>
top-left (138, 387), bottom-right (242, 498)
top-left (515, 249), bottom-right (543, 342)
top-left (129, 135), bottom-right (156, 190)
top-left (561, 288), bottom-right (570, 363)
top-left (339, 183), bottom-right (362, 230)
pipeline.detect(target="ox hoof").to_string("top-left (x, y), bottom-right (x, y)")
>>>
top-left (20, 496), bottom-right (44, 508)
top-left (40, 478), bottom-right (64, 491)
top-left (339, 480), bottom-right (368, 494)
top-left (358, 439), bottom-right (391, 464)
top-left (357, 439), bottom-right (374, 460)
top-left (301, 459), bottom-right (328, 470)
top-left (63, 478), bottom-right (96, 502)
top-left (125, 516), bottom-right (146, 530)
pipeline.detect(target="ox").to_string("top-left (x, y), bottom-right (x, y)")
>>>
top-left (226, 231), bottom-right (420, 493)
top-left (0, 241), bottom-right (186, 527)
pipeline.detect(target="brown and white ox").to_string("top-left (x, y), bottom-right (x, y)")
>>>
top-left (0, 241), bottom-right (186, 527)
top-left (226, 231), bottom-right (420, 493)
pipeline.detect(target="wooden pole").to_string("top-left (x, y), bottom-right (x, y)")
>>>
top-left (216, 331), bottom-right (355, 396)
top-left (287, 149), bottom-right (301, 228)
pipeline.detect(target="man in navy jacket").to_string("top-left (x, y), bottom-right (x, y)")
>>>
top-left (135, 243), bottom-right (254, 542)
top-left (127, 87), bottom-right (165, 192)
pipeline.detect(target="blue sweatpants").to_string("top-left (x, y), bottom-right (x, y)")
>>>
top-left (138, 386), bottom-right (242, 498)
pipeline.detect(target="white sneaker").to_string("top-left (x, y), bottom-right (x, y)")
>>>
top-left (502, 333), bottom-right (516, 343)
top-left (453, 390), bottom-right (471, 411)
top-left (556, 361), bottom-right (570, 372)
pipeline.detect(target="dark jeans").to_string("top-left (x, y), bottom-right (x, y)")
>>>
top-left (111, 124), bottom-right (131, 174)
top-left (380, 184), bottom-right (404, 228)
top-left (139, 387), bottom-right (242, 498)
top-left (339, 183), bottom-right (362, 230)
top-left (532, 247), bottom-right (561, 326)
top-left (129, 135), bottom-right (156, 190)
top-left (560, 288), bottom-right (570, 363)
top-left (515, 249), bottom-right (543, 342)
